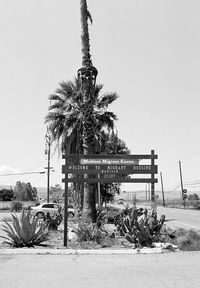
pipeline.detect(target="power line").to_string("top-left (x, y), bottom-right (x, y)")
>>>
top-left (0, 171), bottom-right (45, 176)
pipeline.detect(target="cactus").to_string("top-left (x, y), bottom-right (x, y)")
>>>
top-left (115, 206), bottom-right (165, 248)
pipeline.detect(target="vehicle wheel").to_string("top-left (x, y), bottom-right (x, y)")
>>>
top-left (36, 212), bottom-right (44, 219)
top-left (67, 212), bottom-right (74, 218)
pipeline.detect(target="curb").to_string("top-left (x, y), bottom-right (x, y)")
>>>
top-left (0, 247), bottom-right (164, 255)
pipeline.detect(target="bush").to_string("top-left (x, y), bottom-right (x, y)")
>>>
top-left (69, 211), bottom-right (115, 246)
top-left (44, 207), bottom-right (63, 230)
top-left (0, 189), bottom-right (14, 201)
top-left (0, 210), bottom-right (49, 247)
top-left (188, 193), bottom-right (199, 201)
top-left (167, 228), bottom-right (200, 251)
top-left (11, 201), bottom-right (23, 212)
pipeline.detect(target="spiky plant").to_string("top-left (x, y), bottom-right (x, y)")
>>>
top-left (0, 210), bottom-right (49, 247)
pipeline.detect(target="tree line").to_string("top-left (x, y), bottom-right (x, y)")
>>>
top-left (0, 181), bottom-right (37, 202)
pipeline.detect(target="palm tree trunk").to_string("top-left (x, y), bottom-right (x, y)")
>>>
top-left (80, 0), bottom-right (92, 67)
top-left (79, 0), bottom-right (98, 221)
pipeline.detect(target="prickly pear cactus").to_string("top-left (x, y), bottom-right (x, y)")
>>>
top-left (116, 206), bottom-right (166, 248)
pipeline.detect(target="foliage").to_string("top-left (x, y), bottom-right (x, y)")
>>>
top-left (188, 193), bottom-right (199, 201)
top-left (166, 228), bottom-right (200, 251)
top-left (13, 181), bottom-right (37, 201)
top-left (45, 79), bottom-right (118, 154)
top-left (114, 207), bottom-right (165, 248)
top-left (98, 134), bottom-right (130, 202)
top-left (192, 201), bottom-right (200, 210)
top-left (49, 184), bottom-right (64, 203)
top-left (11, 201), bottom-right (23, 212)
top-left (96, 206), bottom-right (120, 224)
top-left (0, 210), bottom-right (48, 247)
top-left (44, 207), bottom-right (63, 230)
top-left (0, 189), bottom-right (14, 201)
top-left (69, 211), bottom-right (115, 246)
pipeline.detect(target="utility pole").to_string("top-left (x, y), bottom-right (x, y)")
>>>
top-left (145, 185), bottom-right (148, 202)
top-left (148, 183), bottom-right (151, 202)
top-left (179, 160), bottom-right (185, 209)
top-left (160, 172), bottom-right (165, 207)
top-left (45, 128), bottom-right (53, 203)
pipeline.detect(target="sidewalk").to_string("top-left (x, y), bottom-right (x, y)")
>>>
top-left (1, 252), bottom-right (200, 288)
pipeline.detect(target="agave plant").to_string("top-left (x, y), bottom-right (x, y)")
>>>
top-left (0, 210), bottom-right (49, 247)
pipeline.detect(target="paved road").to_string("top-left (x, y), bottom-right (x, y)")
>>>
top-left (157, 206), bottom-right (200, 230)
top-left (0, 252), bottom-right (200, 288)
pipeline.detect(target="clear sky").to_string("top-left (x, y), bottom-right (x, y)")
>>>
top-left (0, 0), bottom-right (200, 195)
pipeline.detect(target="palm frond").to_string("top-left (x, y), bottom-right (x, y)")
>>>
top-left (97, 92), bottom-right (118, 109)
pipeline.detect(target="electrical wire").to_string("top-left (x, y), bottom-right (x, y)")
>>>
top-left (0, 171), bottom-right (45, 176)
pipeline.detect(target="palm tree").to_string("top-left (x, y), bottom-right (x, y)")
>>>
top-left (77, 0), bottom-right (104, 220)
top-left (45, 79), bottom-right (118, 213)
top-left (45, 79), bottom-right (118, 154)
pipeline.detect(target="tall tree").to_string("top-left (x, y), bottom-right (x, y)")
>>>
top-left (13, 181), bottom-right (37, 201)
top-left (45, 79), bottom-right (118, 210)
top-left (77, 0), bottom-right (100, 220)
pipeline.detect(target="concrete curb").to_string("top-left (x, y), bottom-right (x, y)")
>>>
top-left (0, 247), bottom-right (165, 255)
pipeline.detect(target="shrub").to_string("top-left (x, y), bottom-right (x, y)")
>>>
top-left (69, 211), bottom-right (115, 246)
top-left (44, 207), bottom-right (63, 230)
top-left (0, 210), bottom-right (49, 247)
top-left (11, 201), bottom-right (23, 212)
top-left (191, 201), bottom-right (200, 210)
top-left (167, 228), bottom-right (200, 251)
top-left (188, 193), bottom-right (199, 201)
top-left (0, 189), bottom-right (14, 201)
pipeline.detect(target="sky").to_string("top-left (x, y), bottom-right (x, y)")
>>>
top-left (0, 0), bottom-right (200, 195)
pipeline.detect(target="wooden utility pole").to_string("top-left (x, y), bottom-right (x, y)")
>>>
top-left (179, 160), bottom-right (185, 209)
top-left (45, 128), bottom-right (53, 203)
top-left (145, 185), bottom-right (148, 202)
top-left (160, 172), bottom-right (165, 207)
top-left (148, 183), bottom-right (151, 201)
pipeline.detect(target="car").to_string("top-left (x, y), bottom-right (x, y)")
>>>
top-left (30, 203), bottom-right (74, 218)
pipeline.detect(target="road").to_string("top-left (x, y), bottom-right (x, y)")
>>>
top-left (157, 206), bottom-right (200, 230)
top-left (1, 252), bottom-right (200, 288)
